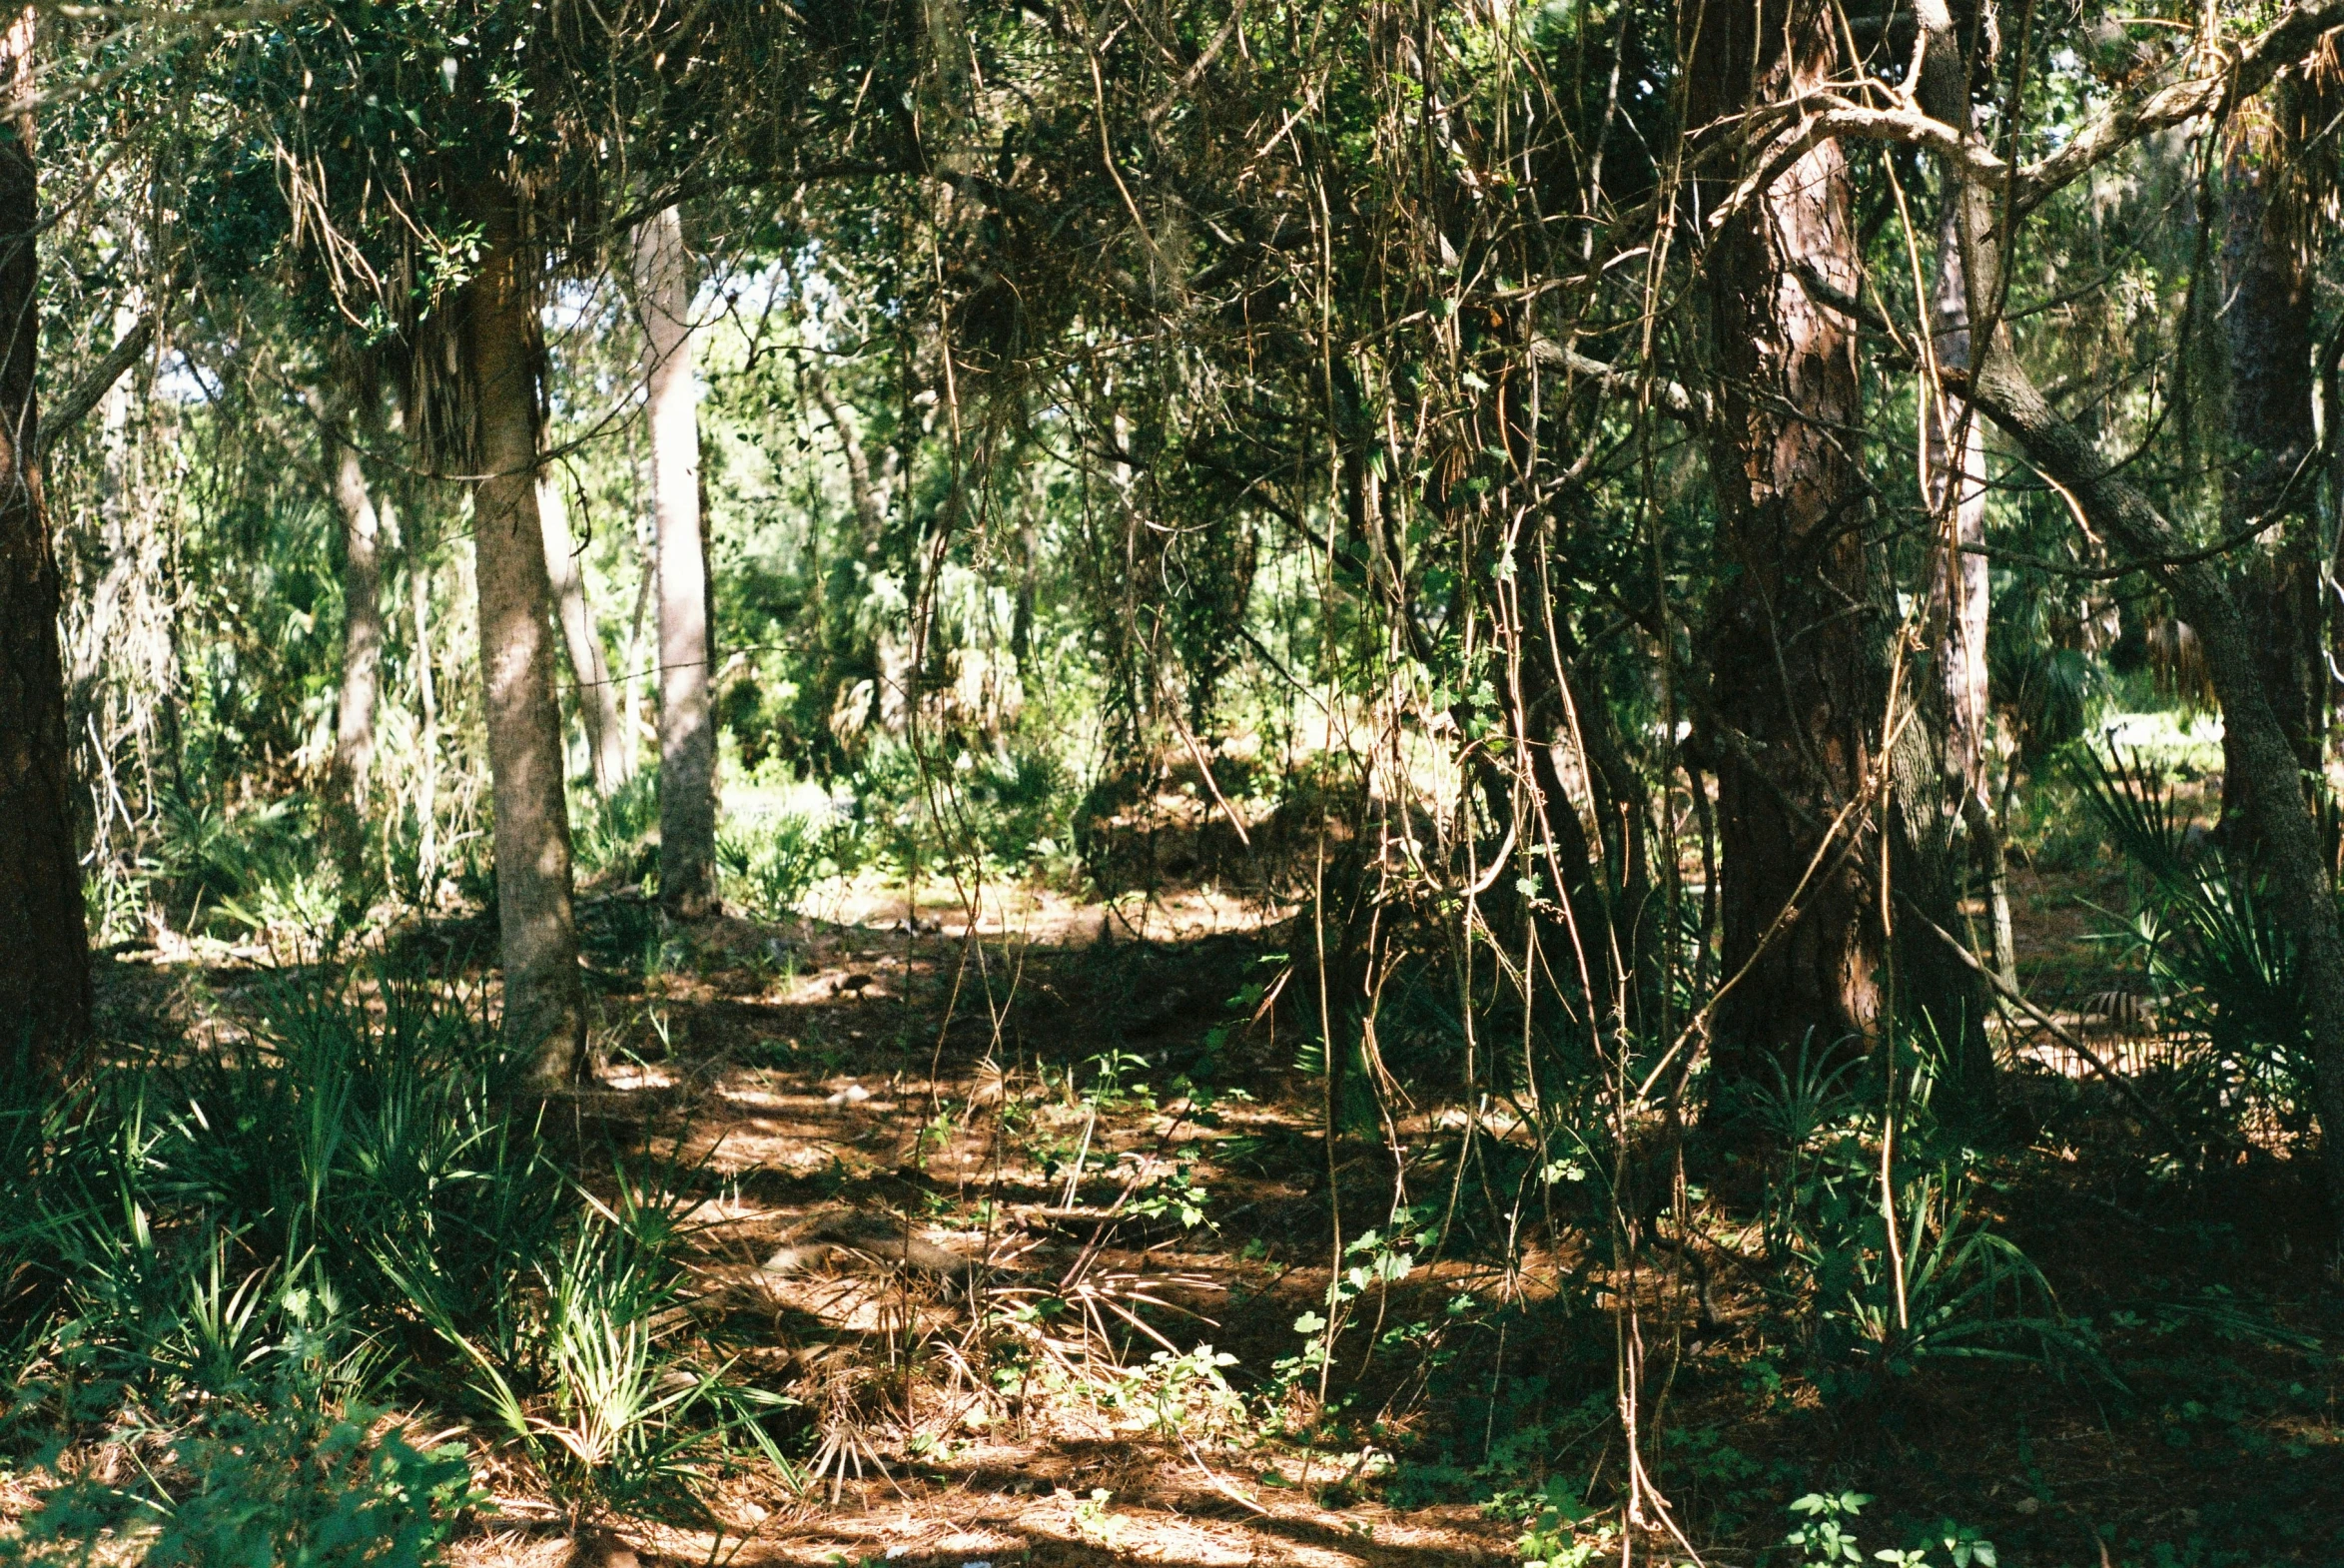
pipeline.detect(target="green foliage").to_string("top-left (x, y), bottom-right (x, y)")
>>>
top-left (1514, 1494), bottom-right (1601, 1566)
top-left (156, 791), bottom-right (343, 944)
top-left (1742, 1036), bottom-right (2100, 1401)
top-left (2, 1381), bottom-right (477, 1568)
top-left (1784, 1490), bottom-right (1873, 1566)
top-left (2073, 746), bottom-right (2317, 1130)
top-left (1781, 1494), bottom-right (1997, 1568)
top-left (0, 973), bottom-right (782, 1519)
top-left (573, 773), bottom-right (662, 887)
top-left (850, 740), bottom-right (1081, 884)
top-left (717, 804), bottom-right (862, 919)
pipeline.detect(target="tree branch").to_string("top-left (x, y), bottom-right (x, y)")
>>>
top-left (1529, 338), bottom-right (1708, 425)
top-left (38, 312), bottom-right (151, 463)
top-left (1801, 0), bottom-right (2344, 219)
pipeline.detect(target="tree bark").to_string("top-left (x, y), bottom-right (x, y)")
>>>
top-left (0, 8), bottom-right (91, 1054)
top-left (2217, 148), bottom-right (2324, 844)
top-left (632, 205), bottom-right (717, 917)
top-left (537, 473), bottom-right (631, 794)
top-left (461, 194), bottom-right (586, 1082)
top-left (408, 523), bottom-right (441, 890)
top-left (1688, 0), bottom-right (1886, 1092)
top-left (324, 367), bottom-right (386, 826)
top-left (1903, 0), bottom-right (2009, 1103)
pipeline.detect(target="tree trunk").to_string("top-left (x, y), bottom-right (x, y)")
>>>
top-left (2217, 149), bottom-right (2324, 844)
top-left (325, 371), bottom-right (386, 831)
top-left (0, 8), bottom-right (91, 1054)
top-left (409, 524), bottom-right (441, 890)
top-left (632, 205), bottom-right (717, 917)
top-left (537, 474), bottom-right (631, 794)
top-left (1900, 0), bottom-right (2006, 1105)
top-left (66, 306), bottom-right (143, 768)
top-left (461, 194), bottom-right (586, 1082)
top-left (1688, 0), bottom-right (1886, 1094)
top-left (1922, 197), bottom-right (2015, 973)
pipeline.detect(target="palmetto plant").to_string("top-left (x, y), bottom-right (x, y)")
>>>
top-left (2072, 746), bottom-right (2316, 1123)
top-left (1748, 1031), bottom-right (1870, 1266)
top-left (1742, 1031), bottom-right (2102, 1402)
top-left (1815, 1172), bottom-right (2094, 1398)
top-left (0, 969), bottom-right (786, 1532)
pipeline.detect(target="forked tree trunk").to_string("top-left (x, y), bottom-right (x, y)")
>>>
top-left (1689, 0), bottom-right (1885, 1091)
top-left (537, 474), bottom-right (631, 794)
top-left (632, 205), bottom-right (717, 916)
top-left (462, 196), bottom-right (586, 1082)
top-left (0, 9), bottom-right (91, 1055)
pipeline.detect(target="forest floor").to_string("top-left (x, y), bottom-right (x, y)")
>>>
top-left (89, 835), bottom-right (2344, 1568)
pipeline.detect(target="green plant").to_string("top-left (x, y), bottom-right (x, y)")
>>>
top-left (1777, 1153), bottom-right (2104, 1404)
top-left (2073, 746), bottom-right (2316, 1133)
top-left (1909, 1521), bottom-right (1999, 1567)
top-left (718, 807), bottom-right (852, 919)
top-left (0, 970), bottom-right (784, 1524)
top-left (1152, 1344), bottom-right (1243, 1434)
top-left (1784, 1490), bottom-right (1871, 1566)
top-left (1125, 1150), bottom-right (1213, 1231)
top-left (399, 1201), bottom-right (789, 1516)
top-left (1779, 1498), bottom-right (1999, 1568)
top-left (1, 1379), bottom-right (477, 1568)
top-left (1513, 1476), bottom-right (1600, 1568)
top-left (572, 772), bottom-right (661, 885)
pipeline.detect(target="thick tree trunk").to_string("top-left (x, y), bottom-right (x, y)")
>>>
top-left (461, 196), bottom-right (586, 1082)
top-left (2217, 153), bottom-right (2324, 842)
top-left (537, 474), bottom-right (631, 794)
top-left (0, 9), bottom-right (91, 1054)
top-left (326, 377), bottom-right (386, 824)
top-left (632, 206), bottom-right (717, 917)
top-left (1689, 0), bottom-right (1886, 1092)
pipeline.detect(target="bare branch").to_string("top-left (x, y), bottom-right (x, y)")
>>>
top-left (1529, 338), bottom-right (1708, 425)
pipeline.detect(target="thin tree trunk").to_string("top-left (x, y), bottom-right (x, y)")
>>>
top-left (1688, 0), bottom-right (1885, 1094)
top-left (633, 205), bottom-right (718, 916)
top-left (409, 527), bottom-right (440, 890)
top-left (1906, 2), bottom-right (2016, 1093)
top-left (0, 8), bottom-right (91, 1054)
top-left (65, 305), bottom-right (143, 765)
top-left (1926, 201), bottom-right (2015, 984)
top-left (461, 195), bottom-right (585, 1082)
top-left (325, 374), bottom-right (386, 828)
top-left (537, 474), bottom-right (630, 794)
top-left (805, 355), bottom-right (889, 552)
